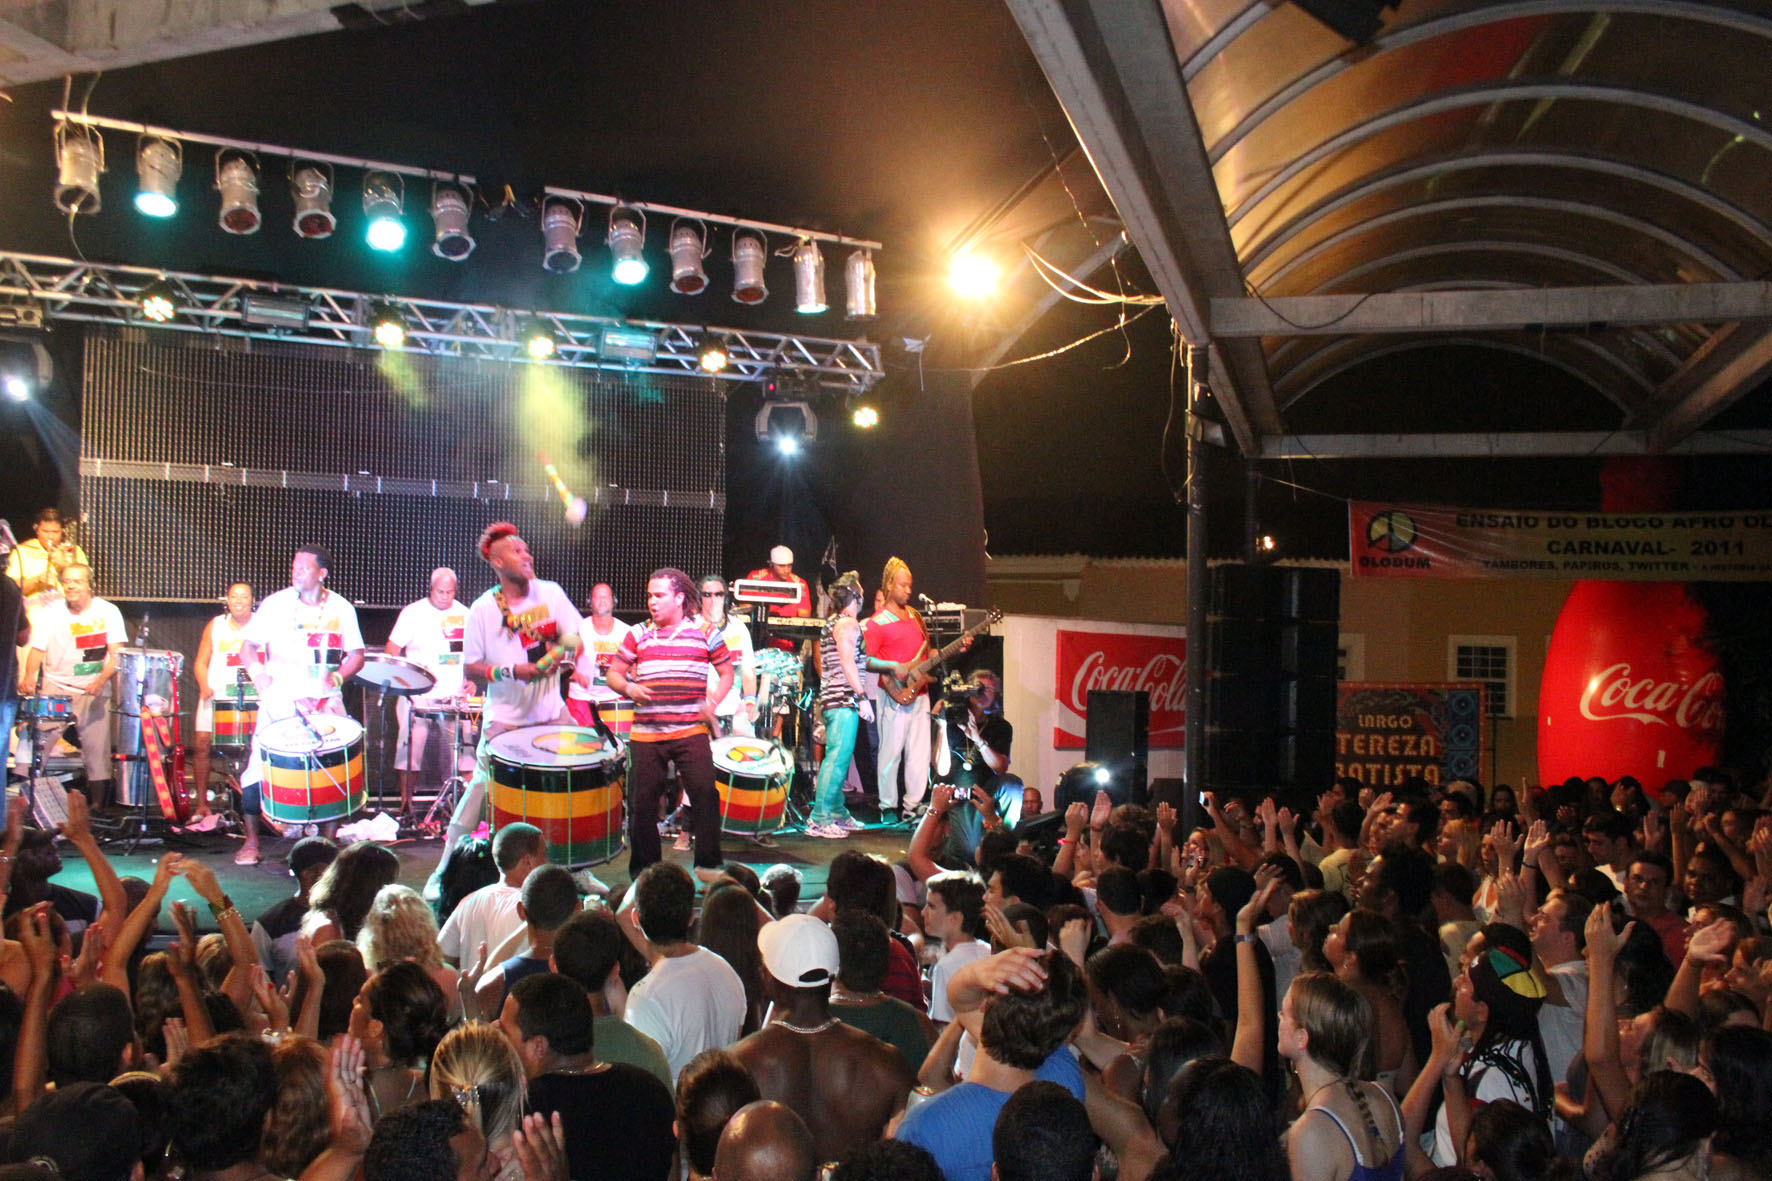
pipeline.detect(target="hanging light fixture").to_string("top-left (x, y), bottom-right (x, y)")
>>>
top-left (53, 125), bottom-right (104, 215)
top-left (138, 278), bottom-right (178, 323)
top-left (216, 152), bottom-right (261, 234)
top-left (732, 230), bottom-right (767, 304)
top-left (290, 163), bottom-right (336, 239)
top-left (524, 320), bottom-right (557, 360)
top-left (845, 249), bottom-right (876, 321)
top-left (852, 404), bottom-right (879, 429)
top-left (541, 198), bottom-right (582, 273)
top-left (792, 240), bottom-right (826, 314)
top-left (133, 137), bottom-right (181, 218)
top-left (669, 220), bottom-right (709, 294)
top-left (697, 334), bottom-right (729, 374)
top-left (362, 171), bottom-right (407, 252)
top-left (608, 206), bottom-right (649, 285)
top-left (431, 183), bottom-right (475, 260)
top-left (371, 304), bottom-right (406, 349)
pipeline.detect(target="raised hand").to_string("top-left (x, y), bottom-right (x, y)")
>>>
top-left (58, 789), bottom-right (92, 845)
top-left (1427, 1002), bottom-right (1464, 1070)
top-left (985, 903), bottom-right (1033, 950)
top-left (162, 1017), bottom-right (189, 1068)
top-left (511, 1111), bottom-right (570, 1181)
top-left (973, 946), bottom-right (1049, 996)
top-left (1236, 874), bottom-right (1280, 935)
top-left (1489, 818), bottom-right (1520, 870)
top-left (1584, 904), bottom-right (1633, 964)
top-left (68, 922), bottom-right (106, 988)
top-left (1684, 918), bottom-right (1735, 965)
top-left (327, 1035), bottom-right (374, 1157)
top-left (1522, 819), bottom-right (1551, 866)
top-left (1058, 917), bottom-right (1091, 968)
top-left (1154, 801), bottom-right (1177, 838)
top-left (1090, 789), bottom-right (1114, 831)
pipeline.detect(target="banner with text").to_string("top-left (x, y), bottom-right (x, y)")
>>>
top-left (1054, 628), bottom-right (1187, 749)
top-left (1336, 682), bottom-right (1487, 787)
top-left (1348, 502), bottom-right (1772, 580)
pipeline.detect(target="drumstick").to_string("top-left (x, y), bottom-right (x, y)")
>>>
top-left (538, 451), bottom-right (588, 526)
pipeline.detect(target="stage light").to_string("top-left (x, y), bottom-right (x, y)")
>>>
top-left (541, 199), bottom-right (582, 273)
top-left (732, 230), bottom-right (767, 304)
top-left (1094, 766), bottom-right (1112, 785)
top-left (290, 164), bottom-right (336, 239)
top-left (670, 221), bottom-right (709, 294)
top-left (608, 207), bottom-right (648, 285)
top-left (362, 171), bottom-right (407, 252)
top-left (133, 138), bottom-right (181, 218)
top-left (792, 241), bottom-right (826, 314)
top-left (53, 126), bottom-right (104, 215)
top-left (430, 183), bottom-right (475, 260)
top-left (698, 336), bottom-right (729, 374)
top-left (777, 436), bottom-right (799, 456)
top-left (3, 376), bottom-right (27, 403)
top-left (0, 340), bottom-right (51, 403)
top-left (138, 278), bottom-right (178, 323)
top-left (1258, 534), bottom-right (1277, 553)
top-left (949, 252), bottom-right (999, 298)
top-left (845, 249), bottom-right (876, 320)
top-left (216, 153), bottom-right (261, 234)
top-left (599, 325), bottom-right (658, 364)
top-left (371, 305), bottom-right (406, 349)
top-left (852, 405), bottom-right (878, 428)
top-left (524, 322), bottom-right (557, 360)
top-left (755, 399), bottom-right (817, 451)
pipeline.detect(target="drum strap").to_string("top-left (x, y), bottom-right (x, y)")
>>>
top-left (141, 693), bottom-right (191, 824)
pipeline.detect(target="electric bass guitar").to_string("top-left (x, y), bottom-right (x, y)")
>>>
top-left (878, 608), bottom-right (1003, 706)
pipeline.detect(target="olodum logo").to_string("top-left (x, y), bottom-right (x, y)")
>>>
top-left (1366, 510), bottom-right (1417, 553)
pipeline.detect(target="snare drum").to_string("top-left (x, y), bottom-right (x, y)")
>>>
top-left (711, 736), bottom-right (792, 837)
top-left (257, 716), bottom-right (367, 825)
top-left (212, 699), bottom-right (259, 752)
top-left (19, 695), bottom-right (72, 721)
top-left (489, 726), bottom-right (626, 867)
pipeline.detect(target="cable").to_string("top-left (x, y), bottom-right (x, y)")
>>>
top-left (1024, 245), bottom-right (1165, 306)
top-left (941, 303), bottom-right (1160, 374)
top-left (1241, 280), bottom-right (1379, 331)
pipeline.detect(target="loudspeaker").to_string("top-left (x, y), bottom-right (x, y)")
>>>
top-left (1210, 564), bottom-right (1281, 619)
top-left (1291, 0), bottom-right (1395, 44)
top-left (1086, 689), bottom-right (1149, 804)
top-left (1283, 568), bottom-right (1341, 624)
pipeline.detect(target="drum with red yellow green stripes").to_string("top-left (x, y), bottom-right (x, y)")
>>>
top-left (257, 715), bottom-right (366, 825)
top-left (711, 736), bottom-right (791, 837)
top-left (594, 699), bottom-right (632, 740)
top-left (488, 726), bottom-right (626, 867)
top-left (213, 699), bottom-right (259, 751)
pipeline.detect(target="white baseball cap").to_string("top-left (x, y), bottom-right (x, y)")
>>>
top-left (757, 913), bottom-right (839, 987)
top-left (770, 545), bottom-right (793, 565)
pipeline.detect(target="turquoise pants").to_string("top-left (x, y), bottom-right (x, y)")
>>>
top-left (813, 706), bottom-right (859, 824)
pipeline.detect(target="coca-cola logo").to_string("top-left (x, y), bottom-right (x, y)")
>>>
top-left (1067, 650), bottom-right (1187, 715)
top-left (1578, 663), bottom-right (1724, 732)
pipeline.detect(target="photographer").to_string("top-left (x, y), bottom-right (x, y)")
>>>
top-left (908, 672), bottom-right (1015, 880)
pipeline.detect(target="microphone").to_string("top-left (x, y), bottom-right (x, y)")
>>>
top-left (916, 593), bottom-right (937, 611)
top-left (134, 611), bottom-right (150, 648)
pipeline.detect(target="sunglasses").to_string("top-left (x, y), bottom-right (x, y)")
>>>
top-left (701, 591), bottom-right (725, 598)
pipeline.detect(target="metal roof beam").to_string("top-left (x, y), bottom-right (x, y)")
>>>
top-left (1647, 325), bottom-right (1772, 450)
top-left (1006, 0), bottom-right (1282, 453)
top-left (1258, 430), bottom-right (1772, 459)
top-left (1215, 282), bottom-right (1772, 337)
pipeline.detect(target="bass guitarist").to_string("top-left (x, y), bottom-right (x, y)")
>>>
top-left (862, 556), bottom-right (935, 821)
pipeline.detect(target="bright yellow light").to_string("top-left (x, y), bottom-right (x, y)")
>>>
top-left (699, 346), bottom-right (728, 374)
top-left (948, 253), bottom-right (1000, 298)
top-left (852, 405), bottom-right (878, 428)
top-left (526, 332), bottom-right (555, 360)
top-left (373, 318), bottom-right (405, 349)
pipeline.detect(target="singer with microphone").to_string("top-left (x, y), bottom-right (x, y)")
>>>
top-left (427, 522), bottom-right (583, 899)
top-left (235, 546), bottom-right (365, 865)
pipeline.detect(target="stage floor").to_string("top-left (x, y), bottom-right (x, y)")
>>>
top-left (41, 817), bottom-right (917, 932)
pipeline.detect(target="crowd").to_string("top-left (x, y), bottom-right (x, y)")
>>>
top-left (0, 763), bottom-right (1767, 1181)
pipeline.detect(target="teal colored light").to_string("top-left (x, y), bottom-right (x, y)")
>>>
top-left (612, 256), bottom-right (649, 285)
top-left (366, 215), bottom-right (407, 252)
top-left (134, 191), bottom-right (177, 218)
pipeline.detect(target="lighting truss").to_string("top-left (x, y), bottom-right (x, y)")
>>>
top-left (0, 252), bottom-right (884, 390)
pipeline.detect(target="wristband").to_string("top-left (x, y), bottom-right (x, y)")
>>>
top-left (212, 905), bottom-right (241, 926)
top-left (1234, 932), bottom-right (1259, 944)
top-left (208, 893), bottom-right (235, 917)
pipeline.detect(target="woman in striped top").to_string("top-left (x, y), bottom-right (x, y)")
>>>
top-left (809, 572), bottom-right (871, 838)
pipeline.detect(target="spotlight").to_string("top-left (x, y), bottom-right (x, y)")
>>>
top-left (431, 183), bottom-right (475, 260)
top-left (0, 340), bottom-right (52, 403)
top-left (133, 138), bottom-right (181, 218)
top-left (362, 171), bottom-right (407, 252)
top-left (852, 405), bottom-right (878, 429)
top-left (290, 163), bottom-right (336, 239)
top-left (608, 206), bottom-right (648, 285)
top-left (732, 230), bottom-right (767, 304)
top-left (524, 322), bottom-right (557, 360)
top-left (845, 249), bottom-right (876, 321)
top-left (53, 126), bottom-right (104, 215)
top-left (371, 305), bottom-right (406, 349)
top-left (949, 252), bottom-right (999, 298)
top-left (1093, 767), bottom-right (1112, 785)
top-left (697, 336), bottom-right (729, 374)
top-left (755, 400), bottom-right (818, 451)
top-left (792, 241), bottom-right (826, 314)
top-left (3, 376), bottom-right (27, 403)
top-left (777, 436), bottom-right (799, 456)
top-left (138, 278), bottom-right (178, 323)
top-left (216, 152), bottom-right (261, 234)
top-left (540, 199), bottom-right (582, 273)
top-left (670, 220), bottom-right (709, 294)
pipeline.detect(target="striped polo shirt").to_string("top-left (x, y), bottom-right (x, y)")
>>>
top-left (618, 617), bottom-right (734, 741)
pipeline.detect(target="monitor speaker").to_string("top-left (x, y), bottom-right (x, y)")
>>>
top-left (1085, 689), bottom-right (1149, 804)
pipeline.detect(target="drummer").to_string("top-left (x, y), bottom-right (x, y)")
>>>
top-left (565, 582), bottom-right (630, 735)
top-left (236, 545), bottom-right (365, 866)
top-left (16, 564), bottom-right (123, 808)
top-left (386, 567), bottom-right (472, 815)
top-left (188, 582), bottom-right (257, 827)
top-left (429, 521), bottom-right (582, 898)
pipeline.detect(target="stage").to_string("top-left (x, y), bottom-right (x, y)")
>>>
top-left (39, 819), bottom-right (917, 933)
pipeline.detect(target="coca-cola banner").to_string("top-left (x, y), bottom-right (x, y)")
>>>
top-left (1054, 629), bottom-right (1187, 748)
top-left (1538, 581), bottom-right (1724, 790)
top-left (1348, 502), bottom-right (1772, 580)
top-left (1336, 683), bottom-right (1487, 787)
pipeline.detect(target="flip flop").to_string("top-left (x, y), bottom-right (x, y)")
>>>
top-left (233, 848), bottom-right (261, 866)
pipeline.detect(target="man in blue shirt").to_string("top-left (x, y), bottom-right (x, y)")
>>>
top-left (894, 947), bottom-right (1086, 1181)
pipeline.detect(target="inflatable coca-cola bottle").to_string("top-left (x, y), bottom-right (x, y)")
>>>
top-left (1537, 460), bottom-right (1725, 794)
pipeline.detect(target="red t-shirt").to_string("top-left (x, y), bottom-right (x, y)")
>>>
top-left (864, 610), bottom-right (926, 663)
top-left (745, 568), bottom-right (811, 651)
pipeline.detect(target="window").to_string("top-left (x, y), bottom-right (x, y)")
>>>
top-left (1448, 635), bottom-right (1515, 718)
top-left (1337, 633), bottom-right (1366, 682)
